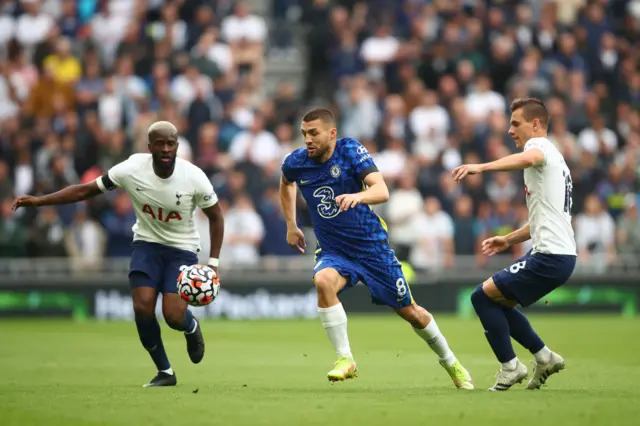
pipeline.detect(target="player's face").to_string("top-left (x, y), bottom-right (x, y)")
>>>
top-left (301, 119), bottom-right (337, 161)
top-left (148, 130), bottom-right (178, 169)
top-left (508, 109), bottom-right (539, 150)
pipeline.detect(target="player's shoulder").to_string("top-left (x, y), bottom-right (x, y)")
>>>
top-left (524, 137), bottom-right (554, 150)
top-left (175, 157), bottom-right (210, 181)
top-left (337, 137), bottom-right (366, 153)
top-left (282, 147), bottom-right (308, 168)
top-left (124, 153), bottom-right (152, 165)
top-left (111, 153), bottom-right (151, 175)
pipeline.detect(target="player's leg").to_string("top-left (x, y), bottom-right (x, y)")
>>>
top-left (162, 293), bottom-right (204, 364)
top-left (472, 277), bottom-right (529, 391)
top-left (482, 279), bottom-right (561, 390)
top-left (489, 253), bottom-right (576, 390)
top-left (313, 255), bottom-right (358, 381)
top-left (363, 256), bottom-right (473, 389)
top-left (394, 303), bottom-right (473, 389)
top-left (130, 273), bottom-right (176, 387)
top-left (161, 249), bottom-right (204, 364)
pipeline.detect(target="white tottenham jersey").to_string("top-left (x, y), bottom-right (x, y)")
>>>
top-left (523, 138), bottom-right (577, 255)
top-left (95, 154), bottom-right (218, 253)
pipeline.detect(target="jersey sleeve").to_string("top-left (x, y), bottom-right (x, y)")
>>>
top-left (346, 139), bottom-right (378, 181)
top-left (95, 156), bottom-right (135, 192)
top-left (193, 168), bottom-right (218, 209)
top-left (281, 152), bottom-right (297, 183)
top-left (524, 138), bottom-right (549, 166)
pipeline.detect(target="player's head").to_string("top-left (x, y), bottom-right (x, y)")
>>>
top-left (508, 97), bottom-right (549, 149)
top-left (148, 121), bottom-right (178, 170)
top-left (301, 108), bottom-right (338, 161)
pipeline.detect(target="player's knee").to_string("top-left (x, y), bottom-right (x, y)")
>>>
top-left (313, 269), bottom-right (341, 295)
top-left (470, 283), bottom-right (490, 307)
top-left (132, 296), bottom-right (156, 318)
top-left (396, 304), bottom-right (431, 329)
top-left (162, 304), bottom-right (186, 328)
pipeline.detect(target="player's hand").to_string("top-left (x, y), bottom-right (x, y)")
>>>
top-left (451, 164), bottom-right (484, 182)
top-left (208, 265), bottom-right (218, 279)
top-left (481, 236), bottom-right (510, 256)
top-left (286, 227), bottom-right (307, 254)
top-left (335, 193), bottom-right (363, 212)
top-left (11, 195), bottom-right (39, 211)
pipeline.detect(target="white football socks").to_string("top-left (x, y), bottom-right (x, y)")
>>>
top-left (318, 303), bottom-right (353, 359)
top-left (160, 368), bottom-right (174, 375)
top-left (502, 358), bottom-right (519, 371)
top-left (413, 318), bottom-right (457, 367)
top-left (533, 345), bottom-right (552, 364)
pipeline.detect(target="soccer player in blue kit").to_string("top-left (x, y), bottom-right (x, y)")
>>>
top-left (280, 108), bottom-right (473, 389)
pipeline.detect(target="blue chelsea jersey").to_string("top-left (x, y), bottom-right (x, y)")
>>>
top-left (281, 138), bottom-right (390, 259)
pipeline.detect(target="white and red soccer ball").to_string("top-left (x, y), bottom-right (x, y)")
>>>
top-left (177, 264), bottom-right (220, 307)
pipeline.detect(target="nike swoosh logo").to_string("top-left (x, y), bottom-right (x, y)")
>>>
top-left (300, 180), bottom-right (309, 185)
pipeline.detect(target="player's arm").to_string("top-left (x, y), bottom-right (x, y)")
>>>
top-left (280, 174), bottom-right (297, 228)
top-left (336, 171), bottom-right (389, 211)
top-left (452, 148), bottom-right (545, 181)
top-left (482, 223), bottom-right (531, 256)
top-left (12, 181), bottom-right (104, 211)
top-left (505, 223), bottom-right (531, 246)
top-left (481, 149), bottom-right (545, 172)
top-left (336, 140), bottom-right (389, 211)
top-left (201, 203), bottom-right (224, 272)
top-left (193, 169), bottom-right (224, 272)
top-left (280, 174), bottom-right (306, 254)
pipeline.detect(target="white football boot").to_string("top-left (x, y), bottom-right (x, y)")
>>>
top-left (526, 351), bottom-right (565, 390)
top-left (488, 360), bottom-right (528, 391)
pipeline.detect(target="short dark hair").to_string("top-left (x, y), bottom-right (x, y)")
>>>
top-left (509, 97), bottom-right (549, 129)
top-left (302, 108), bottom-right (336, 125)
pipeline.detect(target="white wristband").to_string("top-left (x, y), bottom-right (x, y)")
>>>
top-left (208, 257), bottom-right (219, 267)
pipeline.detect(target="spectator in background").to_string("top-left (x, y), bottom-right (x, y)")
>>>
top-left (220, 2), bottom-right (267, 90)
top-left (339, 75), bottom-right (381, 141)
top-left (43, 36), bottom-right (81, 85)
top-left (616, 194), bottom-right (640, 262)
top-left (65, 204), bottom-right (105, 272)
top-left (575, 194), bottom-right (616, 274)
top-left (228, 114), bottom-right (282, 168)
top-left (385, 169), bottom-right (423, 262)
top-left (464, 75), bottom-right (506, 125)
top-left (222, 193), bottom-right (264, 266)
top-left (486, 172), bottom-right (519, 204)
top-left (28, 206), bottom-right (66, 257)
top-left (101, 191), bottom-right (135, 258)
top-left (410, 197), bottom-right (454, 272)
top-left (0, 160), bottom-right (12, 200)
top-left (0, 198), bottom-right (28, 257)
top-left (409, 90), bottom-right (449, 162)
top-left (258, 185), bottom-right (295, 257)
top-left (577, 115), bottom-right (618, 157)
top-left (452, 195), bottom-right (477, 257)
top-left (595, 162), bottom-right (635, 219)
top-left (16, 0), bottom-right (55, 54)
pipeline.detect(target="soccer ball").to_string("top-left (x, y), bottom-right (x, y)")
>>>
top-left (177, 264), bottom-right (220, 307)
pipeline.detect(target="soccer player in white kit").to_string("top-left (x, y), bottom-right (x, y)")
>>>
top-left (12, 121), bottom-right (224, 387)
top-left (451, 98), bottom-right (577, 391)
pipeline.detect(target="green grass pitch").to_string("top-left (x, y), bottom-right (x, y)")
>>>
top-left (1, 314), bottom-right (639, 425)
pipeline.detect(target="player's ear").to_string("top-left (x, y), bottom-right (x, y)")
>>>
top-left (532, 118), bottom-right (540, 132)
top-left (329, 127), bottom-right (337, 139)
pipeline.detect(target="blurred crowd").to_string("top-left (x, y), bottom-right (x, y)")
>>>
top-left (0, 0), bottom-right (639, 274)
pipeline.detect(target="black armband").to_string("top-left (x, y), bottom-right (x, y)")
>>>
top-left (358, 165), bottom-right (378, 181)
top-left (100, 174), bottom-right (117, 191)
